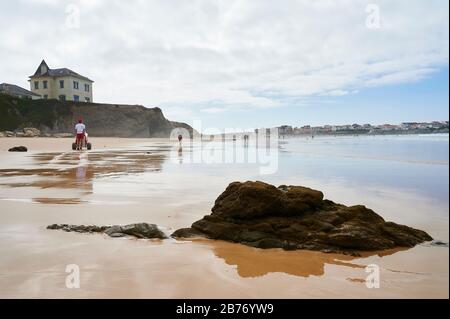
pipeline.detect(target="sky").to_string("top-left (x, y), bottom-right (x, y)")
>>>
top-left (0, 0), bottom-right (448, 129)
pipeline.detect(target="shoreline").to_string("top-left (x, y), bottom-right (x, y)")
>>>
top-left (1, 128), bottom-right (449, 139)
top-left (0, 131), bottom-right (448, 141)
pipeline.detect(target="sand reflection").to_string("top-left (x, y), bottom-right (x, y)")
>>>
top-left (32, 198), bottom-right (85, 204)
top-left (199, 239), bottom-right (408, 278)
top-left (0, 150), bottom-right (166, 202)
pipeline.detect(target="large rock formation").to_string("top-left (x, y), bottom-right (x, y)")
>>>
top-left (0, 93), bottom-right (193, 137)
top-left (172, 181), bottom-right (433, 255)
top-left (47, 223), bottom-right (167, 239)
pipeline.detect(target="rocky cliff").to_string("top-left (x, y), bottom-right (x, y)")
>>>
top-left (0, 93), bottom-right (192, 137)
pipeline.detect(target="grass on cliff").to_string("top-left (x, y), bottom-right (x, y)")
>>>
top-left (0, 93), bottom-right (71, 131)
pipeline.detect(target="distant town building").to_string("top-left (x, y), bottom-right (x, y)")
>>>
top-left (29, 60), bottom-right (94, 102)
top-left (275, 121), bottom-right (448, 136)
top-left (278, 125), bottom-right (293, 135)
top-left (401, 122), bottom-right (419, 130)
top-left (0, 83), bottom-right (41, 100)
top-left (380, 124), bottom-right (397, 130)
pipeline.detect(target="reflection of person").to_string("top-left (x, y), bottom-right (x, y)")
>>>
top-left (75, 119), bottom-right (86, 150)
top-left (178, 146), bottom-right (183, 164)
top-left (244, 135), bottom-right (249, 147)
top-left (76, 166), bottom-right (86, 178)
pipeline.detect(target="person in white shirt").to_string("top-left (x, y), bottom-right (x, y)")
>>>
top-left (74, 119), bottom-right (86, 150)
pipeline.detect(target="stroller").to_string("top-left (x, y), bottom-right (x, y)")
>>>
top-left (72, 132), bottom-right (92, 150)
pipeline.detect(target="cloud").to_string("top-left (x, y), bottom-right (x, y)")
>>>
top-left (322, 90), bottom-right (349, 97)
top-left (0, 0), bottom-right (448, 118)
top-left (201, 107), bottom-right (226, 114)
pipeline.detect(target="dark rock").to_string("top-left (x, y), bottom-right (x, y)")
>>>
top-left (430, 240), bottom-right (448, 247)
top-left (8, 146), bottom-right (27, 152)
top-left (47, 223), bottom-right (108, 233)
top-left (210, 181), bottom-right (325, 219)
top-left (171, 227), bottom-right (206, 239)
top-left (171, 181), bottom-right (433, 254)
top-left (47, 222), bottom-right (167, 239)
top-left (104, 223), bottom-right (167, 239)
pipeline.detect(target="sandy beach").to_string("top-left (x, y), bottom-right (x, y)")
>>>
top-left (0, 136), bottom-right (448, 298)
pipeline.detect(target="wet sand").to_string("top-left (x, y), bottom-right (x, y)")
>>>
top-left (0, 137), bottom-right (448, 298)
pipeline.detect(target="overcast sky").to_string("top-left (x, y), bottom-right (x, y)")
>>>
top-left (0, 0), bottom-right (448, 128)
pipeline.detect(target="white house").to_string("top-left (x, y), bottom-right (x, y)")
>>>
top-left (0, 83), bottom-right (41, 100)
top-left (29, 60), bottom-right (94, 102)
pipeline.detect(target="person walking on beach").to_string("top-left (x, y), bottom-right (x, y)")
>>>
top-left (178, 134), bottom-right (183, 145)
top-left (75, 119), bottom-right (86, 150)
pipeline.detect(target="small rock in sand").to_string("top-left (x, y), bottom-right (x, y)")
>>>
top-left (47, 222), bottom-right (167, 239)
top-left (8, 146), bottom-right (28, 152)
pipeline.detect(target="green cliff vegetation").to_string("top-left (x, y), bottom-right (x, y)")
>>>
top-left (0, 93), bottom-right (71, 131)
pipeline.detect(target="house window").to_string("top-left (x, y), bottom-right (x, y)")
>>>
top-left (43, 81), bottom-right (48, 89)
top-left (84, 84), bottom-right (90, 92)
top-left (73, 81), bottom-right (79, 90)
top-left (34, 81), bottom-right (39, 89)
top-left (44, 95), bottom-right (48, 99)
top-left (58, 95), bottom-right (66, 101)
top-left (74, 95), bottom-right (79, 102)
top-left (59, 80), bottom-right (64, 88)
top-left (85, 97), bottom-right (90, 102)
